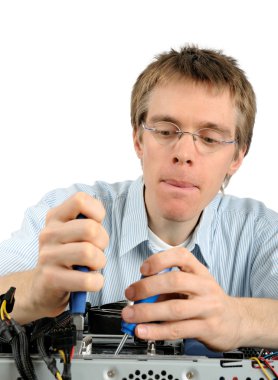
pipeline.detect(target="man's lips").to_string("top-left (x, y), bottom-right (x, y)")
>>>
top-left (162, 179), bottom-right (198, 189)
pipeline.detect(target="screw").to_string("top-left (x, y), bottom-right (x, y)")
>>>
top-left (107, 369), bottom-right (116, 378)
top-left (186, 371), bottom-right (194, 379)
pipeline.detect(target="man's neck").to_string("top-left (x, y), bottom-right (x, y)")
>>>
top-left (147, 213), bottom-right (201, 246)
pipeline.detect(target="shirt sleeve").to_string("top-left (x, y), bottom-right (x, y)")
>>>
top-left (0, 200), bottom-right (50, 275)
top-left (250, 216), bottom-right (278, 299)
top-left (0, 182), bottom-right (100, 276)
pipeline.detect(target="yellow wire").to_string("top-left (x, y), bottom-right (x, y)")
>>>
top-left (250, 357), bottom-right (272, 380)
top-left (58, 350), bottom-right (66, 363)
top-left (0, 303), bottom-right (4, 320)
top-left (55, 371), bottom-right (63, 380)
top-left (0, 300), bottom-right (10, 320)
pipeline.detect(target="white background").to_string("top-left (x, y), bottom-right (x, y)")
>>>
top-left (0, 0), bottom-right (277, 241)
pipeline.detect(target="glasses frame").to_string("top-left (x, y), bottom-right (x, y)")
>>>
top-left (141, 121), bottom-right (238, 153)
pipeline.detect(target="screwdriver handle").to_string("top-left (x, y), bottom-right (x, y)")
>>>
top-left (121, 267), bottom-right (172, 336)
top-left (69, 213), bottom-right (89, 315)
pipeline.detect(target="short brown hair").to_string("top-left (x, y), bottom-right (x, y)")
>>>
top-left (131, 45), bottom-right (256, 157)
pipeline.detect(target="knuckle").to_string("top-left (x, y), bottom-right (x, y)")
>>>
top-left (73, 192), bottom-right (88, 207)
top-left (39, 227), bottom-right (55, 246)
top-left (86, 272), bottom-right (104, 292)
top-left (169, 271), bottom-right (185, 290)
top-left (81, 244), bottom-right (106, 269)
top-left (79, 242), bottom-right (92, 261)
top-left (136, 304), bottom-right (152, 322)
top-left (76, 220), bottom-right (108, 257)
top-left (38, 247), bottom-right (50, 265)
top-left (73, 193), bottom-right (106, 221)
top-left (140, 278), bottom-right (152, 295)
top-left (82, 220), bottom-right (98, 241)
top-left (169, 323), bottom-right (184, 340)
top-left (90, 223), bottom-right (109, 250)
top-left (71, 192), bottom-right (90, 213)
top-left (173, 246), bottom-right (188, 259)
top-left (177, 246), bottom-right (188, 255)
top-left (170, 301), bottom-right (184, 319)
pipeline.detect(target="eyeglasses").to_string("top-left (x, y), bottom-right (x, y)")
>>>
top-left (141, 121), bottom-right (238, 154)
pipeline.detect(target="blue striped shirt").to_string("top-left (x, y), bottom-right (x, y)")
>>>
top-left (0, 176), bottom-right (277, 306)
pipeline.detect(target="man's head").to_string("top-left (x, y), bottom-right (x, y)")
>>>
top-left (131, 45), bottom-right (256, 171)
top-left (131, 45), bottom-right (256, 243)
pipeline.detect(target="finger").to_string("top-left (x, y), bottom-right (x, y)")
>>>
top-left (39, 242), bottom-right (107, 270)
top-left (135, 313), bottom-right (238, 352)
top-left (135, 319), bottom-right (205, 342)
top-left (39, 265), bottom-right (105, 293)
top-left (122, 298), bottom-right (209, 324)
top-left (140, 247), bottom-right (210, 277)
top-left (46, 192), bottom-right (106, 224)
top-left (125, 270), bottom-right (213, 301)
top-left (40, 218), bottom-right (109, 250)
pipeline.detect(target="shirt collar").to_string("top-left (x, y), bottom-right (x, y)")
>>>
top-left (119, 176), bottom-right (149, 256)
top-left (119, 176), bottom-right (221, 268)
top-left (188, 194), bottom-right (221, 268)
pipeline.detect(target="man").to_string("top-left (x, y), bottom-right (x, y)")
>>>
top-left (0, 45), bottom-right (277, 351)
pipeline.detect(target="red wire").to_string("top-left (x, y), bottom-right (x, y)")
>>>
top-left (70, 346), bottom-right (75, 361)
top-left (259, 356), bottom-right (278, 378)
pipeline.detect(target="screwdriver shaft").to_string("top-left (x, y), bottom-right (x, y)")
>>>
top-left (114, 333), bottom-right (129, 355)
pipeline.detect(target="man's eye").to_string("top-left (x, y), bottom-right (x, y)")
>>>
top-left (197, 129), bottom-right (223, 144)
top-left (200, 136), bottom-right (218, 144)
top-left (156, 130), bottom-right (173, 136)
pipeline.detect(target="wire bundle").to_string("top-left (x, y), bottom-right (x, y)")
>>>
top-left (0, 287), bottom-right (76, 380)
top-left (251, 355), bottom-right (278, 380)
top-left (0, 287), bottom-right (37, 380)
top-left (31, 310), bottom-right (76, 380)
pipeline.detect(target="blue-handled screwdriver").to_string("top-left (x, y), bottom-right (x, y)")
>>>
top-left (69, 213), bottom-right (89, 355)
top-left (114, 267), bottom-right (172, 355)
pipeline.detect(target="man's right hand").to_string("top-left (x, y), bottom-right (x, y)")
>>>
top-left (24, 192), bottom-right (108, 322)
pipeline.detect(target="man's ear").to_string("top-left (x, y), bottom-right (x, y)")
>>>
top-left (227, 146), bottom-right (247, 176)
top-left (133, 128), bottom-right (143, 159)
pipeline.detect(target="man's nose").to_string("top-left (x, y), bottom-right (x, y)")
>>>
top-left (172, 133), bottom-right (196, 165)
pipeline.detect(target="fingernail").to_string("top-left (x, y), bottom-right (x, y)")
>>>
top-left (125, 286), bottom-right (135, 299)
top-left (137, 325), bottom-right (148, 338)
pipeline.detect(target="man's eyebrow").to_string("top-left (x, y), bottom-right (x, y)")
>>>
top-left (148, 115), bottom-right (181, 125)
top-left (148, 115), bottom-right (232, 134)
top-left (198, 121), bottom-right (231, 133)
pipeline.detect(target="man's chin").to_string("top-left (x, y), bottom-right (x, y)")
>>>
top-left (161, 208), bottom-right (195, 223)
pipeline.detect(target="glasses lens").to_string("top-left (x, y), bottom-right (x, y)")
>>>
top-left (196, 128), bottom-right (226, 153)
top-left (145, 122), bottom-right (234, 154)
top-left (152, 122), bottom-right (179, 145)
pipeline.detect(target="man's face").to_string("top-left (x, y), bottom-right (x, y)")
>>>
top-left (133, 80), bottom-right (245, 226)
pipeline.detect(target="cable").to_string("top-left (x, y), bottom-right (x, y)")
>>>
top-left (0, 291), bottom-right (38, 380)
top-left (264, 351), bottom-right (278, 360)
top-left (0, 300), bottom-right (10, 321)
top-left (259, 356), bottom-right (278, 379)
top-left (59, 349), bottom-right (66, 363)
top-left (56, 373), bottom-right (63, 380)
top-left (36, 335), bottom-right (63, 379)
top-left (250, 357), bottom-right (272, 380)
top-left (31, 311), bottom-right (76, 380)
top-left (1, 288), bottom-right (78, 380)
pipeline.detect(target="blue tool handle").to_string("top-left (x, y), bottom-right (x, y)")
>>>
top-left (121, 267), bottom-right (172, 336)
top-left (69, 213), bottom-right (89, 314)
